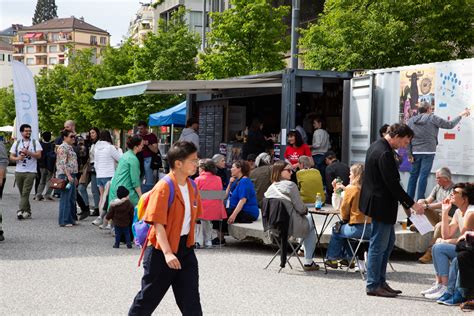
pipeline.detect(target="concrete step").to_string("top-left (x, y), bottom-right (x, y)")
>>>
top-left (228, 213), bottom-right (432, 253)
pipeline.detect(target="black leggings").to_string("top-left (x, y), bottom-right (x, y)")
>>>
top-left (0, 177), bottom-right (6, 199)
top-left (217, 208), bottom-right (256, 233)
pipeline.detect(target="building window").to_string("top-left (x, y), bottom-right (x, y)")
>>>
top-left (26, 46), bottom-right (34, 53)
top-left (49, 45), bottom-right (58, 53)
top-left (51, 33), bottom-right (59, 41)
top-left (26, 58), bottom-right (34, 65)
top-left (100, 37), bottom-right (107, 45)
top-left (90, 35), bottom-right (97, 45)
top-left (8, 54), bottom-right (11, 62)
top-left (49, 57), bottom-right (58, 65)
top-left (0, 54), bottom-right (4, 61)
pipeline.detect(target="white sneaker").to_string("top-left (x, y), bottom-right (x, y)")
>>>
top-left (355, 260), bottom-right (366, 273)
top-left (92, 217), bottom-right (102, 226)
top-left (425, 285), bottom-right (447, 300)
top-left (21, 212), bottom-right (32, 219)
top-left (421, 282), bottom-right (441, 296)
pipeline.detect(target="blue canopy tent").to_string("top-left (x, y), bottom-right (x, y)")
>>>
top-left (148, 101), bottom-right (187, 144)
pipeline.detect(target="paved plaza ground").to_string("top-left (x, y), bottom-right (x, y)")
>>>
top-left (0, 168), bottom-right (465, 315)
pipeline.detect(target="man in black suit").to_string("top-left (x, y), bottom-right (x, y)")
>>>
top-left (360, 123), bottom-right (424, 297)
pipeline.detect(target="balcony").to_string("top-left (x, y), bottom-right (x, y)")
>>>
top-left (13, 52), bottom-right (24, 56)
top-left (57, 35), bottom-right (72, 43)
top-left (31, 39), bottom-right (47, 45)
top-left (13, 41), bottom-right (24, 45)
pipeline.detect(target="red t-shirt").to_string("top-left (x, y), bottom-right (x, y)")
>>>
top-left (284, 144), bottom-right (311, 165)
top-left (141, 133), bottom-right (158, 158)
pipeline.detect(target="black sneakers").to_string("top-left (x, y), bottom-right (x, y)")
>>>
top-left (211, 237), bottom-right (226, 246)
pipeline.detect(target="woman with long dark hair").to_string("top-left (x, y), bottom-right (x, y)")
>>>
top-left (78, 127), bottom-right (101, 216)
top-left (284, 130), bottom-right (311, 168)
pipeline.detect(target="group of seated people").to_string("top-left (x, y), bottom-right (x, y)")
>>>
top-left (194, 133), bottom-right (474, 310)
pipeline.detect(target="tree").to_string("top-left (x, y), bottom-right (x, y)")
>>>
top-left (197, 0), bottom-right (290, 79)
top-left (300, 0), bottom-right (474, 71)
top-left (0, 87), bottom-right (15, 127)
top-left (32, 0), bottom-right (58, 25)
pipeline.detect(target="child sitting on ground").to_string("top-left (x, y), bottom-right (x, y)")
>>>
top-left (106, 186), bottom-right (134, 248)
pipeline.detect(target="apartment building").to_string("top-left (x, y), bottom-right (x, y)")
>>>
top-left (0, 40), bottom-right (14, 87)
top-left (0, 24), bottom-right (24, 45)
top-left (128, 3), bottom-right (155, 47)
top-left (153, 0), bottom-right (230, 43)
top-left (12, 17), bottom-right (110, 76)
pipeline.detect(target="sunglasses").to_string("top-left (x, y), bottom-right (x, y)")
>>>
top-left (69, 135), bottom-right (76, 139)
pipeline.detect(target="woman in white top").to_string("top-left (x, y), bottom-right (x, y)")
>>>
top-left (94, 131), bottom-right (123, 212)
top-left (311, 117), bottom-right (330, 182)
top-left (421, 183), bottom-right (474, 300)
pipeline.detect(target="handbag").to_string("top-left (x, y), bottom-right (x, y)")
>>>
top-left (49, 177), bottom-right (67, 190)
top-left (150, 152), bottom-right (163, 170)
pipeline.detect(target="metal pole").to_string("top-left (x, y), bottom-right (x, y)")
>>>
top-left (201, 0), bottom-right (207, 51)
top-left (290, 0), bottom-right (300, 69)
top-left (171, 123), bottom-right (174, 144)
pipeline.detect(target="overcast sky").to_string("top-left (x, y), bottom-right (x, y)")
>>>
top-left (0, 0), bottom-right (144, 45)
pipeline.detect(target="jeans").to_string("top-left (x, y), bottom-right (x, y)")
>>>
top-left (78, 173), bottom-right (100, 208)
top-left (58, 174), bottom-right (77, 225)
top-left (141, 157), bottom-right (154, 193)
top-left (36, 168), bottom-right (53, 198)
top-left (407, 154), bottom-right (435, 200)
top-left (15, 172), bottom-right (37, 213)
top-left (432, 242), bottom-right (457, 277)
top-left (312, 154), bottom-right (326, 185)
top-left (114, 226), bottom-right (131, 247)
top-left (446, 257), bottom-right (462, 295)
top-left (96, 177), bottom-right (112, 189)
top-left (326, 223), bottom-right (372, 260)
top-left (303, 214), bottom-right (317, 262)
top-left (366, 220), bottom-right (395, 291)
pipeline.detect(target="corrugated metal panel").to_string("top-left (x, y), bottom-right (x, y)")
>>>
top-left (348, 75), bottom-right (373, 164)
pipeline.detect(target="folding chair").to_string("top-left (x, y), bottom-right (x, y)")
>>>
top-left (198, 189), bottom-right (226, 249)
top-left (262, 198), bottom-right (305, 273)
top-left (345, 217), bottom-right (395, 280)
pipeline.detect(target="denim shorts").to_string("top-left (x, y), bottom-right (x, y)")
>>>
top-left (96, 177), bottom-right (112, 188)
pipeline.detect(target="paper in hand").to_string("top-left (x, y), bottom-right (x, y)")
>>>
top-left (409, 214), bottom-right (434, 235)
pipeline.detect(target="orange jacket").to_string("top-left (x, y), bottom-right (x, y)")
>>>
top-left (143, 173), bottom-right (202, 253)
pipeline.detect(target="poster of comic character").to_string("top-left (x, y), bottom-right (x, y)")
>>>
top-left (399, 68), bottom-right (436, 123)
top-left (398, 67), bottom-right (436, 171)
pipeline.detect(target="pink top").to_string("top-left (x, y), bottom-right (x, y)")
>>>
top-left (195, 172), bottom-right (227, 221)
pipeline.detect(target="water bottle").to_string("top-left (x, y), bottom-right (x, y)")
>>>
top-left (315, 193), bottom-right (322, 210)
top-left (66, 182), bottom-right (72, 190)
top-left (335, 177), bottom-right (343, 195)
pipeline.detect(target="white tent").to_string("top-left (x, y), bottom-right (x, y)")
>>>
top-left (0, 125), bottom-right (14, 132)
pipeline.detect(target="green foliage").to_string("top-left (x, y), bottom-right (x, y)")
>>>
top-left (0, 87), bottom-right (15, 126)
top-left (197, 0), bottom-right (290, 79)
top-left (31, 8), bottom-right (199, 132)
top-left (32, 0), bottom-right (58, 25)
top-left (300, 0), bottom-right (474, 71)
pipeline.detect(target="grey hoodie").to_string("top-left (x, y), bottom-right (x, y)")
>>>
top-left (178, 128), bottom-right (199, 151)
top-left (407, 113), bottom-right (461, 154)
top-left (264, 180), bottom-right (309, 238)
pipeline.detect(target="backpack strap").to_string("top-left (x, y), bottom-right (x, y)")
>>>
top-left (163, 175), bottom-right (175, 208)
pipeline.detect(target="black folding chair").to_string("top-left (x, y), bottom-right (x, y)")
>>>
top-left (262, 198), bottom-right (305, 273)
